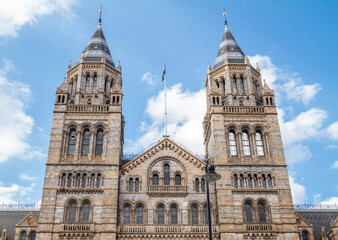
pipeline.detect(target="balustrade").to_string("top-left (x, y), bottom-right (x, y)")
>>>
top-left (147, 185), bottom-right (188, 197)
top-left (63, 223), bottom-right (93, 232)
top-left (246, 223), bottom-right (272, 232)
top-left (66, 105), bottom-right (109, 113)
top-left (119, 225), bottom-right (219, 233)
top-left (223, 106), bottom-right (265, 114)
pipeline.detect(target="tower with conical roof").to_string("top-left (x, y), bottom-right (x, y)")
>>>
top-left (36, 13), bottom-right (124, 239)
top-left (203, 12), bottom-right (300, 239)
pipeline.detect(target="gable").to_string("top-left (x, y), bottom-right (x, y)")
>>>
top-left (16, 212), bottom-right (38, 227)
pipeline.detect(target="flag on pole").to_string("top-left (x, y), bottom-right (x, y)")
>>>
top-left (162, 65), bottom-right (166, 81)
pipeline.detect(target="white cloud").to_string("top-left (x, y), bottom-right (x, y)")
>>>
top-left (19, 173), bottom-right (37, 181)
top-left (327, 121), bottom-right (338, 141)
top-left (285, 143), bottom-right (312, 165)
top-left (125, 83), bottom-right (206, 154)
top-left (319, 196), bottom-right (338, 205)
top-left (141, 72), bottom-right (158, 86)
top-left (332, 161), bottom-right (338, 169)
top-left (0, 181), bottom-right (35, 204)
top-left (0, 0), bottom-right (77, 37)
top-left (289, 176), bottom-right (306, 203)
top-left (0, 58), bottom-right (46, 162)
top-left (249, 55), bottom-right (321, 104)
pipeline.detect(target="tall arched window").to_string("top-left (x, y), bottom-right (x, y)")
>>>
top-left (240, 174), bottom-right (244, 188)
top-left (268, 174), bottom-right (273, 188)
top-left (262, 174), bottom-right (267, 188)
top-left (204, 205), bottom-right (209, 224)
top-left (76, 173), bottom-right (81, 188)
top-left (244, 201), bottom-right (253, 223)
top-left (30, 231), bottom-right (36, 240)
top-left (302, 230), bottom-right (309, 240)
top-left (85, 74), bottom-right (90, 92)
top-left (90, 174), bottom-right (95, 188)
top-left (61, 173), bottom-right (66, 187)
top-left (201, 179), bottom-right (206, 192)
top-left (195, 178), bottom-right (200, 192)
top-left (135, 178), bottom-right (139, 192)
top-left (81, 201), bottom-right (91, 223)
top-left (234, 174), bottom-right (238, 188)
top-left (248, 174), bottom-right (253, 188)
top-left (96, 174), bottom-right (101, 188)
top-left (229, 131), bottom-right (237, 156)
top-left (232, 76), bottom-right (238, 93)
top-left (129, 178), bottom-right (133, 192)
top-left (239, 76), bottom-right (245, 93)
top-left (256, 131), bottom-right (264, 156)
top-left (175, 174), bottom-right (181, 185)
top-left (20, 231), bottom-right (27, 240)
top-left (152, 174), bottom-right (159, 185)
top-left (95, 129), bottom-right (104, 155)
top-left (68, 201), bottom-right (77, 223)
top-left (254, 174), bottom-right (258, 188)
top-left (136, 205), bottom-right (144, 224)
top-left (157, 205), bottom-right (165, 224)
top-left (72, 79), bottom-right (77, 95)
top-left (242, 131), bottom-right (251, 156)
top-left (258, 201), bottom-right (267, 223)
top-left (82, 173), bottom-right (87, 188)
top-left (105, 78), bottom-right (110, 94)
top-left (123, 205), bottom-right (131, 224)
top-left (67, 173), bottom-right (72, 188)
top-left (81, 129), bottom-right (90, 155)
top-left (191, 204), bottom-right (199, 224)
top-left (68, 129), bottom-right (76, 155)
top-left (93, 74), bottom-right (97, 91)
top-left (170, 205), bottom-right (178, 224)
top-left (164, 164), bottom-right (170, 185)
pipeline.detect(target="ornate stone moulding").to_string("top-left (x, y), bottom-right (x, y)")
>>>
top-left (232, 189), bottom-right (278, 195)
top-left (57, 188), bottom-right (104, 194)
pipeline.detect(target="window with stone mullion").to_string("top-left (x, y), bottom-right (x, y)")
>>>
top-left (229, 132), bottom-right (237, 156)
top-left (256, 132), bottom-right (264, 156)
top-left (242, 132), bottom-right (251, 156)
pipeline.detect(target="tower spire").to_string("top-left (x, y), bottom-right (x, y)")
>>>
top-left (99, 5), bottom-right (103, 24)
top-left (223, 9), bottom-right (228, 26)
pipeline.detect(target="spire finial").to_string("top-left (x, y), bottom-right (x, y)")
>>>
top-left (223, 9), bottom-right (228, 26)
top-left (99, 5), bottom-right (103, 24)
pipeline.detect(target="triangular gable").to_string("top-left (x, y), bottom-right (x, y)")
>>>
top-left (296, 213), bottom-right (313, 227)
top-left (16, 212), bottom-right (38, 227)
top-left (121, 136), bottom-right (206, 174)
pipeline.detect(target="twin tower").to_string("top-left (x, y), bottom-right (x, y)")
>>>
top-left (35, 13), bottom-right (308, 240)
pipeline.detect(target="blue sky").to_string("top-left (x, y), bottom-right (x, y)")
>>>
top-left (0, 0), bottom-right (337, 205)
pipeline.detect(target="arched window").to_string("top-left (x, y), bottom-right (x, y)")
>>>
top-left (61, 173), bottom-right (66, 187)
top-left (81, 129), bottom-right (90, 155)
top-left (164, 164), bottom-right (170, 185)
top-left (81, 201), bottom-right (91, 223)
top-left (201, 179), bottom-right (206, 192)
top-left (85, 74), bottom-right (90, 92)
top-left (96, 174), bottom-right (101, 188)
top-left (95, 129), bottom-right (104, 155)
top-left (72, 79), bottom-right (77, 95)
top-left (117, 96), bottom-right (120, 103)
top-left (232, 76), bottom-right (238, 93)
top-left (242, 131), bottom-right (251, 156)
top-left (256, 131), bottom-right (264, 156)
top-left (244, 201), bottom-right (253, 223)
top-left (135, 178), bottom-right (139, 192)
top-left (248, 174), bottom-right (253, 188)
top-left (112, 96), bottom-right (116, 103)
top-left (234, 174), bottom-right (238, 188)
top-left (204, 205), bottom-right (209, 224)
top-left (20, 231), bottom-right (27, 240)
top-left (229, 131), bottom-right (237, 156)
top-left (136, 205), bottom-right (144, 224)
top-left (67, 173), bottom-right (72, 188)
top-left (87, 99), bottom-right (92, 105)
top-left (262, 174), bottom-right (267, 188)
top-left (157, 205), bottom-right (165, 224)
top-left (76, 173), bottom-right (81, 188)
top-left (302, 230), bottom-right (309, 240)
top-left (254, 174), bottom-right (258, 188)
top-left (266, 98), bottom-right (269, 105)
top-left (152, 174), bottom-right (159, 185)
top-left (123, 205), bottom-right (131, 224)
top-left (240, 174), bottom-right (244, 188)
top-left (191, 204), bottom-right (199, 224)
top-left (239, 100), bottom-right (243, 106)
top-left (258, 201), bottom-right (267, 223)
top-left (239, 76), bottom-right (245, 93)
top-left (30, 231), bottom-right (36, 240)
top-left (90, 174), bottom-right (95, 188)
top-left (67, 201), bottom-right (77, 223)
top-left (195, 178), bottom-right (200, 192)
top-left (129, 178), bottom-right (133, 192)
top-left (93, 74), bottom-right (97, 91)
top-left (68, 129), bottom-right (76, 155)
top-left (175, 174), bottom-right (181, 185)
top-left (270, 97), bottom-right (273, 105)
top-left (82, 173), bottom-right (87, 188)
top-left (268, 174), bottom-right (273, 188)
top-left (170, 205), bottom-right (178, 224)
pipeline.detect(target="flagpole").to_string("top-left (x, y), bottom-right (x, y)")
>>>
top-left (164, 66), bottom-right (168, 136)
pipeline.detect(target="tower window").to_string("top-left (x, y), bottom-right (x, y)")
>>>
top-left (152, 174), bottom-right (159, 185)
top-left (82, 129), bottom-right (90, 155)
top-left (201, 179), bottom-right (206, 192)
top-left (195, 178), bottom-right (200, 192)
top-left (234, 174), bottom-right (238, 188)
top-left (123, 205), bottom-right (131, 224)
top-left (67, 201), bottom-right (77, 223)
top-left (93, 74), bottom-right (97, 91)
top-left (175, 174), bottom-right (181, 185)
top-left (258, 201), bottom-right (267, 223)
top-left (129, 178), bottom-right (133, 192)
top-left (240, 174), bottom-right (244, 188)
top-left (268, 174), bottom-right (273, 188)
top-left (204, 205), bottom-right (209, 224)
top-left (67, 173), bottom-right (72, 188)
top-left (95, 129), bottom-right (104, 155)
top-left (191, 204), bottom-right (199, 224)
top-left (82, 173), bottom-right (87, 188)
top-left (248, 174), bottom-right (253, 188)
top-left (105, 78), bottom-right (110, 94)
top-left (302, 230), bottom-right (309, 240)
top-left (135, 178), bottom-right (139, 192)
top-left (232, 76), bottom-right (238, 93)
top-left (170, 205), bottom-right (178, 224)
top-left (157, 205), bottom-right (165, 224)
top-left (76, 173), bottom-right (81, 188)
top-left (164, 164), bottom-right (170, 185)
top-left (136, 205), bottom-right (144, 224)
top-left (90, 174), bottom-right (95, 188)
top-left (20, 231), bottom-right (26, 240)
top-left (96, 174), bottom-right (101, 188)
top-left (67, 129), bottom-right (76, 155)
top-left (81, 201), bottom-right (91, 223)
top-left (242, 131), bottom-right (251, 156)
top-left (254, 174), bottom-right (258, 188)
top-left (61, 173), bottom-right (66, 187)
top-left (30, 231), bottom-right (36, 240)
top-left (256, 131), bottom-right (264, 156)
top-left (229, 131), bottom-right (237, 156)
top-left (244, 201), bottom-right (253, 223)
top-left (262, 174), bottom-right (267, 188)
top-left (85, 74), bottom-right (90, 92)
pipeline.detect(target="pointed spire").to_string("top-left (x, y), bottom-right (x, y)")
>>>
top-left (117, 61), bottom-right (121, 71)
top-left (245, 54), bottom-right (250, 64)
top-left (214, 11), bottom-right (245, 69)
top-left (207, 62), bottom-right (212, 73)
top-left (256, 62), bottom-right (260, 72)
top-left (68, 60), bottom-right (72, 70)
top-left (99, 5), bottom-right (103, 24)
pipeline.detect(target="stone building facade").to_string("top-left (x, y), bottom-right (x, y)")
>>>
top-left (2, 13), bottom-right (336, 240)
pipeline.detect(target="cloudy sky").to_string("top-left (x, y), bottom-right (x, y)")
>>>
top-left (0, 0), bottom-right (337, 206)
